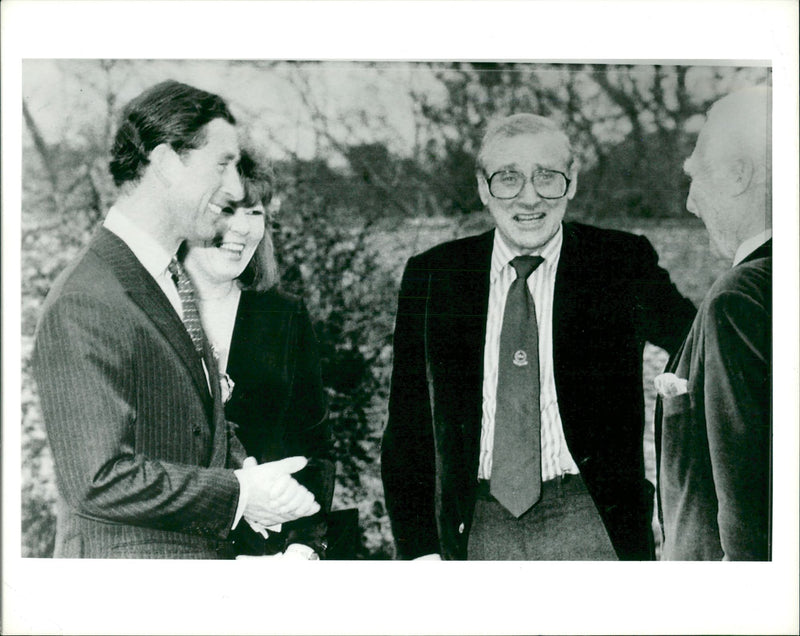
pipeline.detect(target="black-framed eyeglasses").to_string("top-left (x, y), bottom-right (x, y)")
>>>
top-left (485, 169), bottom-right (571, 200)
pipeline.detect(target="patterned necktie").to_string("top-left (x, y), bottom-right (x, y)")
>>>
top-left (167, 257), bottom-right (205, 355)
top-left (491, 254), bottom-right (544, 517)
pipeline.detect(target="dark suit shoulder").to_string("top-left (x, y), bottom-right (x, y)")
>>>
top-left (407, 230), bottom-right (494, 271)
top-left (557, 222), bottom-right (669, 288)
top-left (564, 221), bottom-right (654, 259)
top-left (40, 241), bottom-right (124, 316)
top-left (705, 256), bottom-right (771, 310)
top-left (565, 221), bottom-right (640, 242)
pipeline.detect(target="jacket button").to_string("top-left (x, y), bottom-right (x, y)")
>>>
top-left (458, 523), bottom-right (465, 534)
top-left (193, 426), bottom-right (201, 436)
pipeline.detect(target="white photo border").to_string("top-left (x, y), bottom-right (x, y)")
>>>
top-left (3, 2), bottom-right (798, 635)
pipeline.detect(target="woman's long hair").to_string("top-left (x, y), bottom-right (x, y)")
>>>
top-left (235, 148), bottom-right (279, 292)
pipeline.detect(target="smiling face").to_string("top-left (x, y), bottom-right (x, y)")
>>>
top-left (184, 203), bottom-right (266, 287)
top-left (477, 131), bottom-right (577, 253)
top-left (170, 118), bottom-right (243, 243)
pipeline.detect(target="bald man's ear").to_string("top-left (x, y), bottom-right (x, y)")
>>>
top-left (727, 156), bottom-right (755, 197)
top-left (477, 172), bottom-right (490, 206)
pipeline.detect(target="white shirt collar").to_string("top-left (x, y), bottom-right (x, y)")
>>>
top-left (733, 229), bottom-right (772, 266)
top-left (103, 206), bottom-right (175, 280)
top-left (491, 224), bottom-right (563, 278)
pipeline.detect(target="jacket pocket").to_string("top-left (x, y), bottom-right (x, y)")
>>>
top-left (662, 392), bottom-right (691, 418)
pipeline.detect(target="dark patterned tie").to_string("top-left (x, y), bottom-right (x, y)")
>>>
top-left (491, 255), bottom-right (544, 517)
top-left (167, 257), bottom-right (205, 355)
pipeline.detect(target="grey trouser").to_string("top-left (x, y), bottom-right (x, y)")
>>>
top-left (468, 474), bottom-right (618, 560)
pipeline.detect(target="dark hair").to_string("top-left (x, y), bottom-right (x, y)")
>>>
top-left (235, 148), bottom-right (278, 292)
top-left (237, 148), bottom-right (274, 209)
top-left (109, 80), bottom-right (236, 187)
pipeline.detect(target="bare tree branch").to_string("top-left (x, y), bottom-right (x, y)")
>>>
top-left (23, 99), bottom-right (61, 215)
top-left (284, 66), bottom-right (417, 218)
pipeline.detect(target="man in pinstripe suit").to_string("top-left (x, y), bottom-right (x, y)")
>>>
top-left (382, 114), bottom-right (696, 560)
top-left (33, 81), bottom-right (320, 559)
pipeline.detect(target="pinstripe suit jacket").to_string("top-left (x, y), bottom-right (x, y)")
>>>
top-left (33, 227), bottom-right (246, 559)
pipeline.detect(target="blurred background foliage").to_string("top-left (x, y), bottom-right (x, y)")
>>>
top-left (20, 60), bottom-right (767, 558)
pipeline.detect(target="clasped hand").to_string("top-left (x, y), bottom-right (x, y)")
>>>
top-left (239, 456), bottom-right (320, 528)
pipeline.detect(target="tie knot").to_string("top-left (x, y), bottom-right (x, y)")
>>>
top-left (510, 255), bottom-right (544, 280)
top-left (167, 256), bottom-right (184, 282)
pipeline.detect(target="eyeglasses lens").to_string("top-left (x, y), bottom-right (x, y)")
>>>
top-left (489, 171), bottom-right (567, 199)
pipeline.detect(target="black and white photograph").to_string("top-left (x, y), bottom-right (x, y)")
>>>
top-left (2, 2), bottom-right (798, 635)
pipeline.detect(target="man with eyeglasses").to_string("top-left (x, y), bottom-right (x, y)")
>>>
top-left (382, 113), bottom-right (696, 560)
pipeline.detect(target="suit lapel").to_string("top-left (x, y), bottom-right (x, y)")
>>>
top-left (204, 337), bottom-right (231, 467)
top-left (90, 227), bottom-right (212, 408)
top-left (425, 231), bottom-right (493, 468)
top-left (551, 223), bottom-right (588, 426)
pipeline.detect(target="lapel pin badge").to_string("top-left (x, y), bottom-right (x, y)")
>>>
top-left (512, 350), bottom-right (528, 367)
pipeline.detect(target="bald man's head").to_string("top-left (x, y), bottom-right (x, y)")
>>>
top-left (701, 87), bottom-right (770, 187)
top-left (683, 86), bottom-right (771, 260)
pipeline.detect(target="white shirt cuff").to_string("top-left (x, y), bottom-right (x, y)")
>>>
top-left (232, 468), bottom-right (248, 530)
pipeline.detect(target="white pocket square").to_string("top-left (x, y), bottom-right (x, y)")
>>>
top-left (654, 372), bottom-right (689, 399)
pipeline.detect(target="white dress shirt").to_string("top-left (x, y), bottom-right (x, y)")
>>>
top-left (479, 226), bottom-right (579, 482)
top-left (733, 229), bottom-right (772, 266)
top-left (196, 285), bottom-right (241, 373)
top-left (104, 207), bottom-right (182, 315)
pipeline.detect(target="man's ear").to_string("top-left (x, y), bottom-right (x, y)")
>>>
top-left (566, 162), bottom-right (579, 200)
top-left (477, 172), bottom-right (490, 206)
top-left (149, 143), bottom-right (178, 186)
top-left (727, 156), bottom-right (755, 197)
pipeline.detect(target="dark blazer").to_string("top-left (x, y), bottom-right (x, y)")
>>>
top-left (657, 240), bottom-right (771, 560)
top-left (33, 227), bottom-right (246, 559)
top-left (382, 222), bottom-right (696, 560)
top-left (225, 289), bottom-right (335, 557)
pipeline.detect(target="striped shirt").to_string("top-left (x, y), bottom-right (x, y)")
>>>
top-left (478, 226), bottom-right (580, 481)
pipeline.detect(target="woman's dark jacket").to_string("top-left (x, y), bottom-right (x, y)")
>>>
top-left (226, 288), bottom-right (334, 557)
